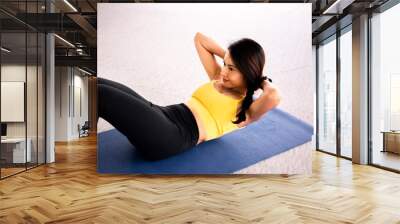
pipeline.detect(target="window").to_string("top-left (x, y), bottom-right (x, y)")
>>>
top-left (317, 35), bottom-right (337, 155)
top-left (370, 2), bottom-right (400, 171)
top-left (0, 2), bottom-right (46, 179)
top-left (339, 26), bottom-right (352, 158)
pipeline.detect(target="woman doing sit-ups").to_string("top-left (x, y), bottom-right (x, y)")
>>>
top-left (97, 32), bottom-right (281, 161)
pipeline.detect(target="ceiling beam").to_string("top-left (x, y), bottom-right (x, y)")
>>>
top-left (55, 55), bottom-right (96, 73)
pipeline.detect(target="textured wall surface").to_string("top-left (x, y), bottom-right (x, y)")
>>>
top-left (98, 3), bottom-right (313, 131)
top-left (97, 3), bottom-right (314, 173)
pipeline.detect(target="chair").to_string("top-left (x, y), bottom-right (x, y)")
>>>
top-left (78, 121), bottom-right (90, 138)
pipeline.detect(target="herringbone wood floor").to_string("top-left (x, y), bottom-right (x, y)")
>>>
top-left (1, 134), bottom-right (400, 224)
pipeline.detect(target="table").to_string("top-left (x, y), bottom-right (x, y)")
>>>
top-left (1, 138), bottom-right (32, 163)
top-left (381, 131), bottom-right (400, 154)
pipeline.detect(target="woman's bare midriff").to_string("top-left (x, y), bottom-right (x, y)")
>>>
top-left (184, 79), bottom-right (248, 145)
top-left (184, 101), bottom-right (207, 145)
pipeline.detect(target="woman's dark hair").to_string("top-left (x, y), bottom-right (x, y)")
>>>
top-left (228, 38), bottom-right (272, 124)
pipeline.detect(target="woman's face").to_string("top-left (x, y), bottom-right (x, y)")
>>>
top-left (220, 51), bottom-right (246, 92)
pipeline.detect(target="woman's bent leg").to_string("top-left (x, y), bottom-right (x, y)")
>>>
top-left (96, 77), bottom-right (159, 125)
top-left (97, 77), bottom-right (149, 103)
top-left (98, 84), bottom-right (185, 160)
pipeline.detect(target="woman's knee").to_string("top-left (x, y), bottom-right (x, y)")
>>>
top-left (97, 77), bottom-right (107, 85)
top-left (97, 84), bottom-right (114, 117)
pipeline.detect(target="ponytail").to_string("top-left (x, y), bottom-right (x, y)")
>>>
top-left (232, 75), bottom-right (271, 124)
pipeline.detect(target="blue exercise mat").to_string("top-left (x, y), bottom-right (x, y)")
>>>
top-left (97, 108), bottom-right (313, 174)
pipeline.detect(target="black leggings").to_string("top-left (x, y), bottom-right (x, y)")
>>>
top-left (97, 77), bottom-right (199, 161)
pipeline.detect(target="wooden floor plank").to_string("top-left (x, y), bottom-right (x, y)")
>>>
top-left (1, 134), bottom-right (400, 223)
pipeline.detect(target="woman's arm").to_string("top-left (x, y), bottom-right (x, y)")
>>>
top-left (237, 82), bottom-right (281, 128)
top-left (194, 32), bottom-right (226, 80)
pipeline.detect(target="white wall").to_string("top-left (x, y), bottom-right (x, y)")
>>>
top-left (1, 65), bottom-right (39, 138)
top-left (97, 3), bottom-right (313, 134)
top-left (55, 67), bottom-right (89, 141)
top-left (72, 72), bottom-right (89, 138)
top-left (55, 66), bottom-right (68, 141)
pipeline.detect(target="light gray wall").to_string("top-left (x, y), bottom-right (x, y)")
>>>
top-left (97, 3), bottom-right (314, 134)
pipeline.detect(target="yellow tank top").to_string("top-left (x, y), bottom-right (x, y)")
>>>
top-left (186, 80), bottom-right (245, 141)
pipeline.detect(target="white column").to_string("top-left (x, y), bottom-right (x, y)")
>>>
top-left (46, 1), bottom-right (55, 163)
top-left (352, 14), bottom-right (369, 164)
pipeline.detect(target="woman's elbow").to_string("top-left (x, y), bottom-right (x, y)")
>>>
top-left (194, 32), bottom-right (203, 42)
top-left (273, 90), bottom-right (282, 108)
top-left (275, 95), bottom-right (281, 107)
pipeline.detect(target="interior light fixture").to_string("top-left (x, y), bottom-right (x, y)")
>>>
top-left (322, 0), bottom-right (354, 15)
top-left (78, 67), bottom-right (93, 76)
top-left (1, 47), bottom-right (11, 53)
top-left (54, 34), bottom-right (75, 48)
top-left (63, 0), bottom-right (78, 12)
